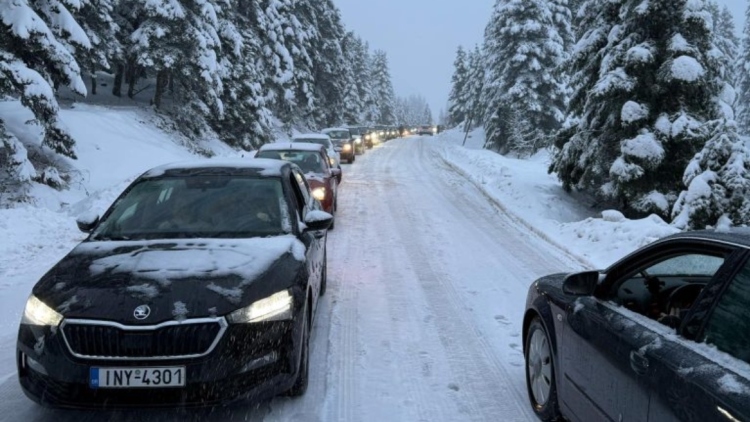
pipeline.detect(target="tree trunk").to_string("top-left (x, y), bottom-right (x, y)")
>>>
top-left (127, 63), bottom-right (137, 99)
top-left (112, 63), bottom-right (124, 97)
top-left (153, 70), bottom-right (168, 109)
top-left (90, 71), bottom-right (97, 96)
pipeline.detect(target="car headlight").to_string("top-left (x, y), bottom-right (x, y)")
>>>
top-left (355, 139), bottom-right (362, 144)
top-left (227, 290), bottom-right (293, 323)
top-left (343, 144), bottom-right (352, 151)
top-left (365, 134), bottom-right (371, 140)
top-left (329, 157), bottom-right (336, 166)
top-left (22, 295), bottom-right (63, 326)
top-left (312, 187), bottom-right (326, 201)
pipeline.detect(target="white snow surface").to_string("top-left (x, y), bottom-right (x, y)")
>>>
top-left (0, 112), bottom-right (736, 420)
top-left (671, 55), bottom-right (705, 82)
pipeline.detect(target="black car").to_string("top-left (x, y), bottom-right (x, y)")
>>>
top-left (17, 159), bottom-right (332, 408)
top-left (524, 229), bottom-right (750, 422)
top-left (324, 127), bottom-right (362, 156)
top-left (344, 126), bottom-right (369, 153)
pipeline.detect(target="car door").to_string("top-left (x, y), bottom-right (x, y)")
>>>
top-left (291, 169), bottom-right (324, 309)
top-left (560, 241), bottom-right (734, 422)
top-left (646, 250), bottom-right (750, 422)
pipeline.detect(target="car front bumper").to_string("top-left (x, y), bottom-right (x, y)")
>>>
top-left (17, 316), bottom-right (304, 408)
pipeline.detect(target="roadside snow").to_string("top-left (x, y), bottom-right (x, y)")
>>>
top-left (435, 128), bottom-right (680, 268)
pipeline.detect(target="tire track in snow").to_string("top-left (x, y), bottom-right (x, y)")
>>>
top-left (323, 161), bottom-right (366, 422)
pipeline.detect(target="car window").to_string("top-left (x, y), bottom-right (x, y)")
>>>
top-left (92, 176), bottom-right (288, 240)
top-left (612, 251), bottom-right (726, 324)
top-left (646, 254), bottom-right (724, 277)
top-left (702, 260), bottom-right (750, 364)
top-left (256, 150), bottom-right (326, 174)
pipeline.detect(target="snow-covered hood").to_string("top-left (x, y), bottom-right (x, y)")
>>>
top-left (32, 236), bottom-right (307, 324)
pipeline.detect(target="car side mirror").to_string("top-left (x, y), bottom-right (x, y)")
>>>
top-left (76, 212), bottom-right (100, 233)
top-left (331, 168), bottom-right (341, 177)
top-left (303, 210), bottom-right (333, 232)
top-left (562, 271), bottom-right (601, 296)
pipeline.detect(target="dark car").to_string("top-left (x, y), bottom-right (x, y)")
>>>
top-left (343, 126), bottom-right (369, 153)
top-left (256, 143), bottom-right (339, 229)
top-left (324, 127), bottom-right (363, 156)
top-left (17, 159), bottom-right (333, 408)
top-left (523, 229), bottom-right (750, 422)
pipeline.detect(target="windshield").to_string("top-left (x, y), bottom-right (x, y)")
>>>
top-left (256, 150), bottom-right (327, 174)
top-left (91, 176), bottom-right (289, 240)
top-left (324, 130), bottom-right (351, 139)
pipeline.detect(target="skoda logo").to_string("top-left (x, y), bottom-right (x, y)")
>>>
top-left (133, 305), bottom-right (151, 320)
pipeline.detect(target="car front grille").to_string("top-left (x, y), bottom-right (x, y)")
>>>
top-left (61, 318), bottom-right (227, 360)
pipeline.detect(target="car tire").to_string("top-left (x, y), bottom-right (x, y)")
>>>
top-left (320, 251), bottom-right (327, 296)
top-left (525, 317), bottom-right (560, 421)
top-left (286, 309), bottom-right (310, 397)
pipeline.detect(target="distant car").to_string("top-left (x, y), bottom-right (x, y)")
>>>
top-left (256, 143), bottom-right (339, 228)
top-left (342, 126), bottom-right (369, 153)
top-left (524, 229), bottom-right (750, 422)
top-left (16, 159), bottom-right (332, 408)
top-left (292, 134), bottom-right (342, 182)
top-left (417, 125), bottom-right (435, 136)
top-left (324, 127), bottom-right (362, 156)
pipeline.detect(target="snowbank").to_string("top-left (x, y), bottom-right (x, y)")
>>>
top-left (435, 127), bottom-right (680, 268)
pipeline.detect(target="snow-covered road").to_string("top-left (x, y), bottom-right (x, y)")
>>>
top-left (0, 136), bottom-right (584, 421)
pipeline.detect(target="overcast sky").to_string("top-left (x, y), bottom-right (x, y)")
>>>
top-left (334, 0), bottom-right (747, 120)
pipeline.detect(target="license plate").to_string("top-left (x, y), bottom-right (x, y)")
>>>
top-left (90, 366), bottom-right (186, 389)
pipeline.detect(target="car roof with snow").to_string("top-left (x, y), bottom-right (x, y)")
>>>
top-left (322, 127), bottom-right (350, 132)
top-left (258, 142), bottom-right (327, 152)
top-left (141, 158), bottom-right (291, 178)
top-left (293, 133), bottom-right (331, 140)
top-left (656, 227), bottom-right (750, 249)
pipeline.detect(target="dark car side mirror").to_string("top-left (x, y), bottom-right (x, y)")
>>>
top-left (562, 271), bottom-right (601, 296)
top-left (76, 212), bottom-right (100, 233)
top-left (303, 210), bottom-right (333, 232)
top-left (331, 168), bottom-right (341, 177)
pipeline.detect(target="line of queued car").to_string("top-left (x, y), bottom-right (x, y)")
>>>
top-left (14, 125), bottom-right (401, 409)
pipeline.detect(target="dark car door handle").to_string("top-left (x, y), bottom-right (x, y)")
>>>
top-left (629, 350), bottom-right (649, 376)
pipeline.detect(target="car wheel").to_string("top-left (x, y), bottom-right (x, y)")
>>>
top-left (349, 157), bottom-right (354, 164)
top-left (286, 309), bottom-right (310, 397)
top-left (320, 251), bottom-right (327, 296)
top-left (525, 317), bottom-right (560, 421)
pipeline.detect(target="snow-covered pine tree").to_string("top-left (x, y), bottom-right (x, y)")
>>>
top-left (370, 50), bottom-right (396, 124)
top-left (707, 2), bottom-right (739, 89)
top-left (447, 46), bottom-right (469, 126)
top-left (357, 40), bottom-right (379, 124)
top-left (309, 0), bottom-right (348, 128)
top-left (482, 0), bottom-right (570, 154)
top-left (1, 0), bottom-right (89, 188)
top-left (287, 0), bottom-right (317, 127)
top-left (672, 119), bottom-right (750, 229)
top-left (551, 0), bottom-right (623, 194)
top-left (72, 0), bottom-right (121, 95)
top-left (463, 45), bottom-right (486, 130)
top-left (340, 32), bottom-right (363, 125)
top-left (209, 2), bottom-right (273, 149)
top-left (422, 103), bottom-right (433, 125)
top-left (736, 0), bottom-right (750, 133)
top-left (251, 0), bottom-right (296, 130)
top-left (128, 0), bottom-right (226, 136)
top-left (606, 0), bottom-right (723, 217)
